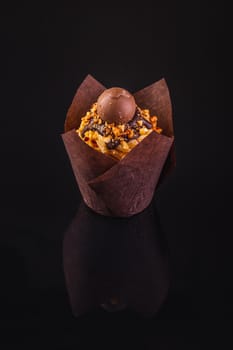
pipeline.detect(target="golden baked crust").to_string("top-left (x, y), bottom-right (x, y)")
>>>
top-left (77, 103), bottom-right (162, 160)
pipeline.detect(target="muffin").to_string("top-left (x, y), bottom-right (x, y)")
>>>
top-left (62, 75), bottom-right (175, 217)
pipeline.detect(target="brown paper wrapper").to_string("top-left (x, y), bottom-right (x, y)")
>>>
top-left (62, 74), bottom-right (175, 217)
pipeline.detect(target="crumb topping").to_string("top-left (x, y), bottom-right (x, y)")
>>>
top-left (77, 103), bottom-right (162, 160)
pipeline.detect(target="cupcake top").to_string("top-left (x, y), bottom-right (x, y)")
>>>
top-left (77, 88), bottom-right (162, 160)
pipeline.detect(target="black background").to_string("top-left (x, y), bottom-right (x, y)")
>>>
top-left (0, 1), bottom-right (231, 349)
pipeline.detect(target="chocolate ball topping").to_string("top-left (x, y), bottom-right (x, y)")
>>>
top-left (97, 87), bottom-right (136, 124)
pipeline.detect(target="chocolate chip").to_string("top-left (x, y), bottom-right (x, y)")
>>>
top-left (82, 119), bottom-right (106, 137)
top-left (81, 119), bottom-right (94, 137)
top-left (142, 118), bottom-right (152, 129)
top-left (106, 139), bottom-right (120, 149)
top-left (91, 123), bottom-right (105, 135)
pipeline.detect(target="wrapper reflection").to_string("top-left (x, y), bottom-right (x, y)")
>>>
top-left (63, 198), bottom-right (170, 317)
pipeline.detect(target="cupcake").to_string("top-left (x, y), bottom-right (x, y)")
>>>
top-left (62, 74), bottom-right (175, 217)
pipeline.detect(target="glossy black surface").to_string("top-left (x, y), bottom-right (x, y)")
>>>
top-left (63, 199), bottom-right (170, 317)
top-left (0, 1), bottom-right (231, 349)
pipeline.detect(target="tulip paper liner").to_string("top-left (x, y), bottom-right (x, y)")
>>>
top-left (62, 74), bottom-right (175, 217)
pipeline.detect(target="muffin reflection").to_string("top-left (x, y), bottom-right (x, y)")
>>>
top-left (63, 198), bottom-right (170, 316)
